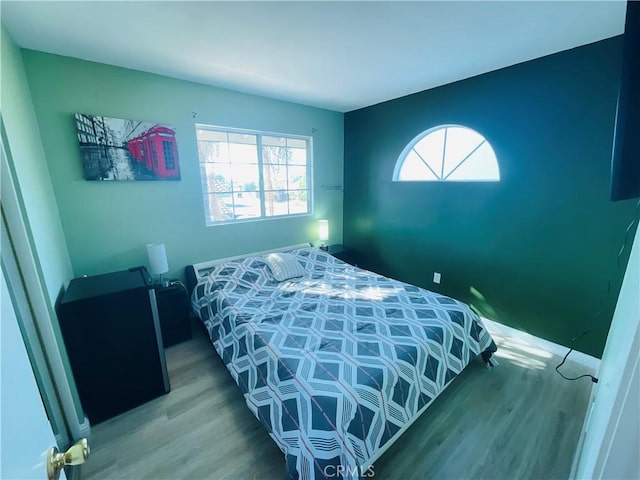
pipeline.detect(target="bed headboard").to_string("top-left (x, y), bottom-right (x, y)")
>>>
top-left (184, 243), bottom-right (311, 293)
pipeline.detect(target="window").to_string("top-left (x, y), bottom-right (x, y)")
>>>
top-left (196, 125), bottom-right (312, 225)
top-left (393, 125), bottom-right (499, 182)
top-left (163, 141), bottom-right (175, 170)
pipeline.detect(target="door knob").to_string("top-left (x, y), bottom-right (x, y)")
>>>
top-left (46, 438), bottom-right (90, 480)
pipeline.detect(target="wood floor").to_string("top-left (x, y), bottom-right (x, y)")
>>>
top-left (82, 321), bottom-right (594, 480)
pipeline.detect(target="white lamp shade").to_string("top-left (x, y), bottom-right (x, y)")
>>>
top-left (146, 243), bottom-right (169, 275)
top-left (318, 220), bottom-right (329, 242)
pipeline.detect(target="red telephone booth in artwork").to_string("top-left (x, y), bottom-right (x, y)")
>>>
top-left (144, 127), bottom-right (179, 178)
top-left (126, 126), bottom-right (180, 179)
top-left (127, 137), bottom-right (143, 162)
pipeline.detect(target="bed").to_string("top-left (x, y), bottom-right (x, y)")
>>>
top-left (187, 244), bottom-right (497, 479)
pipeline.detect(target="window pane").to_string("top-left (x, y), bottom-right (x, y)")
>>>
top-left (263, 145), bottom-right (288, 164)
top-left (263, 135), bottom-right (285, 147)
top-left (232, 191), bottom-right (261, 219)
top-left (263, 164), bottom-right (287, 190)
top-left (203, 195), bottom-right (215, 223)
top-left (197, 140), bottom-right (229, 163)
top-left (228, 133), bottom-right (257, 145)
top-left (442, 126), bottom-right (485, 178)
top-left (201, 163), bottom-right (234, 192)
top-left (398, 150), bottom-right (437, 180)
top-left (229, 143), bottom-right (258, 164)
top-left (231, 164), bottom-right (259, 191)
top-left (264, 191), bottom-right (289, 216)
top-left (447, 142), bottom-right (500, 181)
top-left (288, 190), bottom-right (308, 214)
top-left (287, 165), bottom-right (307, 190)
top-left (413, 128), bottom-right (445, 177)
top-left (287, 138), bottom-right (307, 149)
top-left (207, 193), bottom-right (235, 222)
top-left (197, 130), bottom-right (227, 143)
top-left (288, 147), bottom-right (307, 165)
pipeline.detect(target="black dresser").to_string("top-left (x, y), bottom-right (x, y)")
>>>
top-left (58, 269), bottom-right (170, 425)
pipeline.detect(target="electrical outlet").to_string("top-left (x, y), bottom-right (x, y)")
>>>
top-left (433, 272), bottom-right (441, 284)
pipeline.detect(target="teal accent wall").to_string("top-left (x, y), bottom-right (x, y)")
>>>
top-left (344, 37), bottom-right (638, 358)
top-left (21, 50), bottom-right (344, 280)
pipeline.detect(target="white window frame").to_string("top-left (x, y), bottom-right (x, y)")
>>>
top-left (195, 124), bottom-right (314, 226)
top-left (393, 124), bottom-right (500, 182)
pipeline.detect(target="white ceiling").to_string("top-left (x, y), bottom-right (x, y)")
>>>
top-left (1, 1), bottom-right (627, 112)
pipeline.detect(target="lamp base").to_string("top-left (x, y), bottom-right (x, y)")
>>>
top-left (155, 274), bottom-right (170, 288)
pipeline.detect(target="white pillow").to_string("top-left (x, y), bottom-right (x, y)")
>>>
top-left (264, 252), bottom-right (305, 281)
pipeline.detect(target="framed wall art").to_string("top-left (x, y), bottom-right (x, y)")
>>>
top-left (74, 114), bottom-right (181, 181)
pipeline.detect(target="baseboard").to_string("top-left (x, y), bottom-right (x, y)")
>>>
top-left (481, 318), bottom-right (601, 372)
top-left (77, 416), bottom-right (91, 439)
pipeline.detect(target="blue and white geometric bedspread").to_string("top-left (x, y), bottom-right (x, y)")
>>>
top-left (192, 247), bottom-right (495, 480)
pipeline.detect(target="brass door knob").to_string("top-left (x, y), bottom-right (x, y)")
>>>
top-left (46, 438), bottom-right (90, 480)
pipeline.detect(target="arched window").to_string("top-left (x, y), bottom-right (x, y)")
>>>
top-left (393, 125), bottom-right (500, 182)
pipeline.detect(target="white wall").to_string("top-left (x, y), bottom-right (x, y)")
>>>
top-left (572, 223), bottom-right (640, 479)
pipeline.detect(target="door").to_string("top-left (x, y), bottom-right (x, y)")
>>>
top-left (571, 225), bottom-right (640, 479)
top-left (1, 269), bottom-right (65, 480)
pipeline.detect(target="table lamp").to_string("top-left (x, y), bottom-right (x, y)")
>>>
top-left (146, 243), bottom-right (169, 286)
top-left (318, 220), bottom-right (329, 251)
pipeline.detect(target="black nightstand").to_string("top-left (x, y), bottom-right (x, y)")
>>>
top-left (326, 244), bottom-right (358, 266)
top-left (155, 283), bottom-right (192, 347)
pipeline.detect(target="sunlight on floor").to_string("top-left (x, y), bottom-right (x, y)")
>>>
top-left (469, 286), bottom-right (557, 367)
top-left (483, 320), bottom-right (558, 370)
top-left (493, 345), bottom-right (548, 370)
top-left (489, 331), bottom-right (554, 359)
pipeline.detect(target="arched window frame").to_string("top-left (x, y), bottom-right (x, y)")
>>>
top-left (392, 124), bottom-right (500, 182)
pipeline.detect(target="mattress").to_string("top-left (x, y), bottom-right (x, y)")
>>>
top-left (191, 247), bottom-right (496, 479)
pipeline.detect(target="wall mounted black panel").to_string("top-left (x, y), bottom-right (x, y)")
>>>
top-left (610, 1), bottom-right (640, 201)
